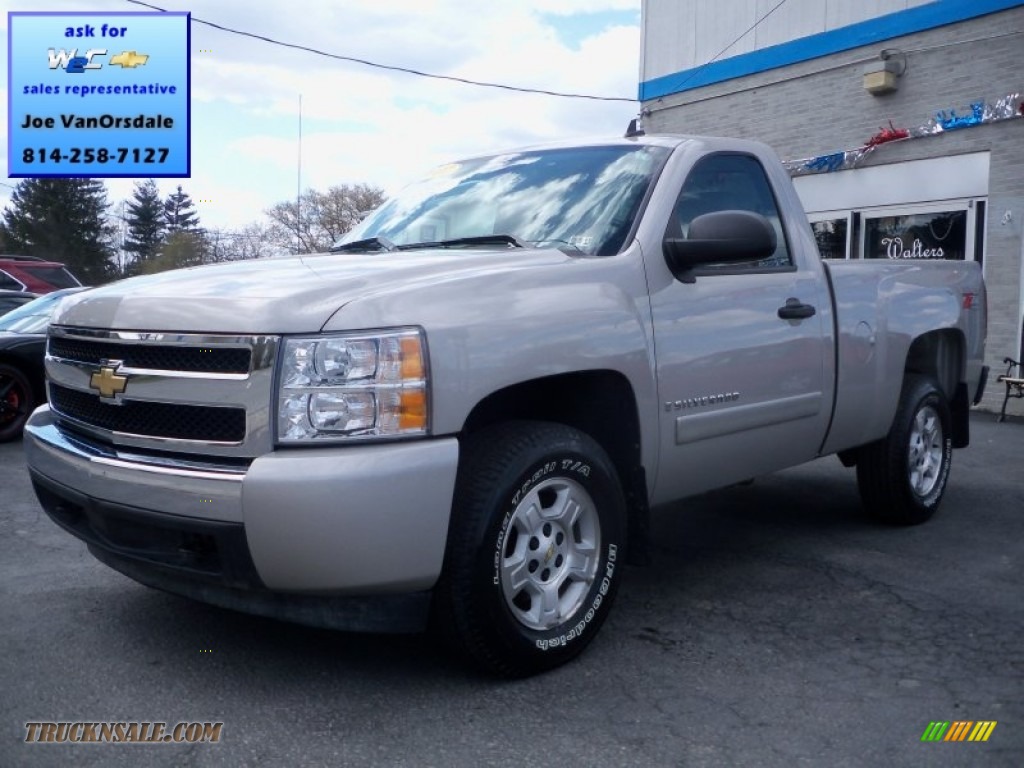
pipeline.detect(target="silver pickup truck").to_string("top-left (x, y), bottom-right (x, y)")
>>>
top-left (24, 135), bottom-right (987, 676)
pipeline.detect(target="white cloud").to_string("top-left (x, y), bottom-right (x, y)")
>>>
top-left (517, 0), bottom-right (640, 15)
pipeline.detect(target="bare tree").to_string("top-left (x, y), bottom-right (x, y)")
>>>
top-left (205, 222), bottom-right (281, 263)
top-left (265, 183), bottom-right (385, 254)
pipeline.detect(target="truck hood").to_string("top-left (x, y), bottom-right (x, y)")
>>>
top-left (54, 248), bottom-right (572, 334)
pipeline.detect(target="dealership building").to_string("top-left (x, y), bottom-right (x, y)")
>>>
top-left (639, 0), bottom-right (1023, 416)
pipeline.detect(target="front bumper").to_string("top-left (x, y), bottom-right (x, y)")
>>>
top-left (24, 406), bottom-right (459, 631)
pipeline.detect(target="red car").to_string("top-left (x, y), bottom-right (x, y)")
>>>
top-left (0, 255), bottom-right (82, 294)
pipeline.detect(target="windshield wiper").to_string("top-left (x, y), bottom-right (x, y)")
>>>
top-left (396, 234), bottom-right (527, 251)
top-left (330, 236), bottom-right (397, 253)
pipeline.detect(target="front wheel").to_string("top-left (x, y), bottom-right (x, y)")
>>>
top-left (433, 421), bottom-right (626, 677)
top-left (856, 375), bottom-right (952, 525)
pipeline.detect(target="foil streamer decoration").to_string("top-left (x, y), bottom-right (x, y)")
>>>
top-left (786, 91), bottom-right (1022, 177)
top-left (795, 148), bottom-right (868, 174)
top-left (803, 151), bottom-right (847, 173)
top-left (936, 101), bottom-right (984, 131)
top-left (866, 121), bottom-right (910, 148)
top-left (985, 93), bottom-right (1020, 121)
top-left (910, 118), bottom-right (944, 137)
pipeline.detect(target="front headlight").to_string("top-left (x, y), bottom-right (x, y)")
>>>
top-left (276, 328), bottom-right (428, 443)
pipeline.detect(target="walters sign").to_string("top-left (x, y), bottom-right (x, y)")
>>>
top-left (866, 211), bottom-right (967, 261)
top-left (881, 236), bottom-right (945, 260)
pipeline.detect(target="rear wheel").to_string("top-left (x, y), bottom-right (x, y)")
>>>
top-left (433, 421), bottom-right (625, 677)
top-left (856, 375), bottom-right (952, 525)
top-left (0, 363), bottom-right (34, 442)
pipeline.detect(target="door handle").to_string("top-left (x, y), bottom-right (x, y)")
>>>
top-left (778, 298), bottom-right (816, 320)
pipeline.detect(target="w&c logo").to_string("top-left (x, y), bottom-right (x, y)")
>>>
top-left (47, 48), bottom-right (106, 73)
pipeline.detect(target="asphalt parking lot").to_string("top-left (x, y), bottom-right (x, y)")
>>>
top-left (2, 413), bottom-right (1021, 767)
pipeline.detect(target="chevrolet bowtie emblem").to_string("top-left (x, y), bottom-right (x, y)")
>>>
top-left (90, 366), bottom-right (128, 398)
top-left (109, 50), bottom-right (149, 68)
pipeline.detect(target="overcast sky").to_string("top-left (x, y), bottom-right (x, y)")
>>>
top-left (1, 0), bottom-right (641, 231)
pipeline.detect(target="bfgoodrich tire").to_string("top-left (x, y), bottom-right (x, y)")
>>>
top-left (856, 375), bottom-right (953, 525)
top-left (433, 421), bottom-right (626, 677)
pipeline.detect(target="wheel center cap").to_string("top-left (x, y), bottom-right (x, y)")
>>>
top-left (544, 541), bottom-right (556, 564)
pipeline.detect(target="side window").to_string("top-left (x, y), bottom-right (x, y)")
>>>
top-left (668, 153), bottom-right (792, 271)
top-left (0, 270), bottom-right (26, 290)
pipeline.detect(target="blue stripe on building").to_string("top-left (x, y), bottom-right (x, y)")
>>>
top-left (639, 0), bottom-right (1024, 101)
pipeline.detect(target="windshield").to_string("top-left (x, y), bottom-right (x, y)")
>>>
top-left (0, 288), bottom-right (85, 334)
top-left (336, 144), bottom-right (670, 256)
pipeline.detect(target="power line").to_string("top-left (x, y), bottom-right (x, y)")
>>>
top-left (667, 0), bottom-right (790, 93)
top-left (124, 0), bottom-right (636, 103)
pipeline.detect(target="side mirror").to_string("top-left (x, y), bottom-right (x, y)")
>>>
top-left (663, 210), bottom-right (777, 282)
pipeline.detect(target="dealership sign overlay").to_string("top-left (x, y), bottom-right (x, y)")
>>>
top-left (7, 12), bottom-right (190, 177)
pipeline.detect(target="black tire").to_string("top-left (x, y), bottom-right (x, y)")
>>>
top-left (0, 363), bottom-right (35, 443)
top-left (856, 375), bottom-right (952, 525)
top-left (433, 421), bottom-right (626, 677)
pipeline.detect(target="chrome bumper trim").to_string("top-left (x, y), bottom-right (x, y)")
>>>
top-left (25, 406), bottom-right (245, 522)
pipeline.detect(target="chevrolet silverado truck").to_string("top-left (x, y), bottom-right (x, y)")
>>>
top-left (24, 136), bottom-right (988, 676)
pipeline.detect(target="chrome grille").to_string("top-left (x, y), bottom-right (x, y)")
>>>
top-left (50, 383), bottom-right (247, 443)
top-left (49, 336), bottom-right (251, 374)
top-left (45, 327), bottom-right (279, 458)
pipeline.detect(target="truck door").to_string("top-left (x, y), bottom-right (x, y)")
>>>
top-left (649, 152), bottom-right (832, 503)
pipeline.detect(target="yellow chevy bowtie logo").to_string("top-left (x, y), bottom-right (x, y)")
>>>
top-left (90, 366), bottom-right (128, 398)
top-left (109, 51), bottom-right (149, 68)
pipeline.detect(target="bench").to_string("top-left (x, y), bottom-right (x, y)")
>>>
top-left (997, 357), bottom-right (1024, 422)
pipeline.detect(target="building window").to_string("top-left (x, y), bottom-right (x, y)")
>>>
top-left (810, 217), bottom-right (848, 259)
top-left (864, 210), bottom-right (968, 261)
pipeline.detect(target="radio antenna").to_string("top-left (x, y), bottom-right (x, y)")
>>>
top-left (296, 93), bottom-right (302, 253)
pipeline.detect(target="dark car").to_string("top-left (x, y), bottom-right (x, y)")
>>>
top-left (0, 254), bottom-right (83, 294)
top-left (0, 287), bottom-right (87, 441)
top-left (0, 289), bottom-right (40, 316)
